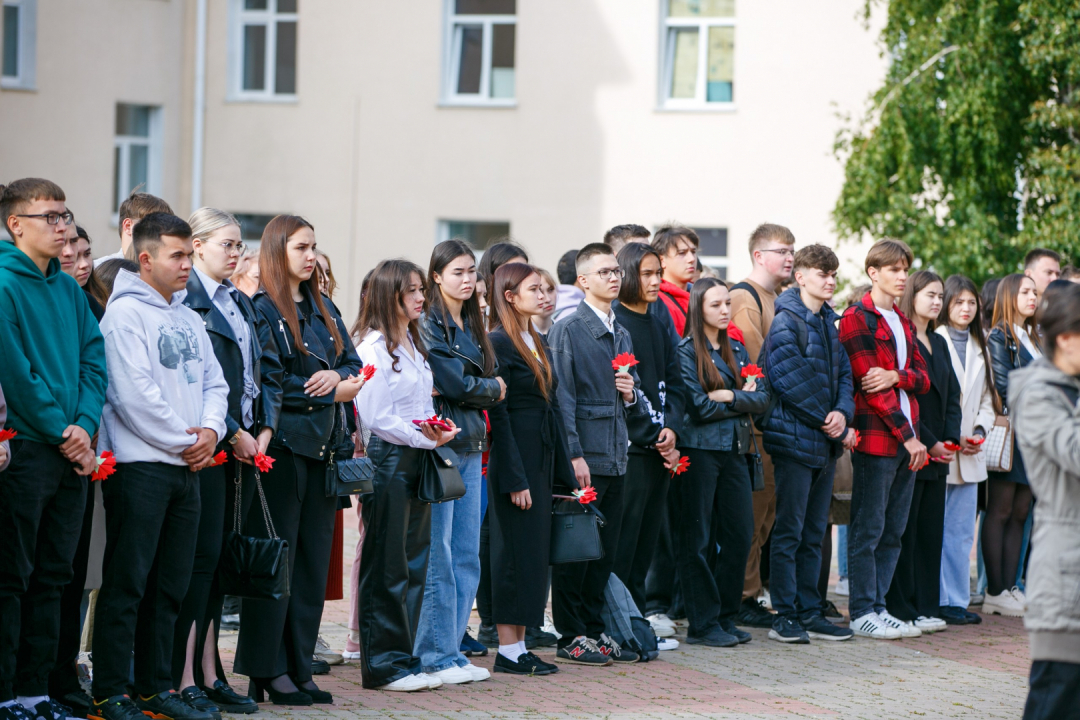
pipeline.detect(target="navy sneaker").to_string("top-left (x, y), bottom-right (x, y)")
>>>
top-left (555, 637), bottom-right (612, 666)
top-left (460, 630), bottom-right (488, 657)
top-left (803, 613), bottom-right (853, 641)
top-left (735, 598), bottom-right (774, 628)
top-left (719, 620), bottom-right (752, 644)
top-left (136, 691), bottom-right (214, 720)
top-left (686, 627), bottom-right (739, 648)
top-left (768, 616), bottom-right (810, 644)
top-left (938, 606), bottom-right (971, 625)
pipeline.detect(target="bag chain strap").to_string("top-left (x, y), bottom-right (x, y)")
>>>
top-left (232, 458), bottom-right (279, 540)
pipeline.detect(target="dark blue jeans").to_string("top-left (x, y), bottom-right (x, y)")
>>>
top-left (848, 449), bottom-right (915, 621)
top-left (1023, 661), bottom-right (1080, 720)
top-left (770, 456), bottom-right (836, 620)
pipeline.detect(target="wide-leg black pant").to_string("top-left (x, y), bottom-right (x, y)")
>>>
top-left (614, 453), bottom-right (669, 612)
top-left (49, 474), bottom-right (96, 700)
top-left (234, 449), bottom-right (335, 682)
top-left (358, 440), bottom-right (430, 689)
top-left (886, 477), bottom-right (946, 621)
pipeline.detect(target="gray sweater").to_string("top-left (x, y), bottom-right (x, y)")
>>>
top-left (1009, 358), bottom-right (1080, 663)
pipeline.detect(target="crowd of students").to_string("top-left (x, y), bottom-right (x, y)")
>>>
top-left (1, 176), bottom-right (1079, 720)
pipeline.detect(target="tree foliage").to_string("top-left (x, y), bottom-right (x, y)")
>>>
top-left (834, 0), bottom-right (1080, 285)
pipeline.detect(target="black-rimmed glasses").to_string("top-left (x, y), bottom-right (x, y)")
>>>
top-left (16, 211), bottom-right (75, 226)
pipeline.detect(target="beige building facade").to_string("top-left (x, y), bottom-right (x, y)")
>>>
top-left (2, 0), bottom-right (884, 315)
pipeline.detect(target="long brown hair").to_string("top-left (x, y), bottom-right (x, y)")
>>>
top-left (490, 262), bottom-right (552, 399)
top-left (356, 259), bottom-right (428, 373)
top-left (427, 239), bottom-right (495, 376)
top-left (941, 274), bottom-right (996, 403)
top-left (898, 270), bottom-right (944, 332)
top-left (991, 273), bottom-right (1039, 351)
top-left (685, 277), bottom-right (742, 391)
top-left (258, 215), bottom-right (344, 357)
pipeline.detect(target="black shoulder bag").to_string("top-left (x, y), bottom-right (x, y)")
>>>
top-left (418, 445), bottom-right (466, 503)
top-left (218, 463), bottom-right (290, 601)
top-left (325, 403), bottom-right (375, 498)
top-left (747, 431), bottom-right (765, 492)
top-left (550, 496), bottom-right (607, 564)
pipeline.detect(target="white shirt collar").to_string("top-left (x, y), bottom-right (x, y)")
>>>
top-left (584, 299), bottom-right (615, 333)
top-left (193, 265), bottom-right (234, 298)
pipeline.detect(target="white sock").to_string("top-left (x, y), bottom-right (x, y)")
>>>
top-left (348, 629), bottom-right (360, 643)
top-left (0, 701), bottom-right (17, 709)
top-left (498, 644), bottom-right (522, 662)
top-left (516, 641), bottom-right (527, 657)
top-left (17, 696), bottom-right (48, 711)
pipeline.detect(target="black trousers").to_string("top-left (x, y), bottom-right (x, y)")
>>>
top-left (0, 440), bottom-right (86, 702)
top-left (886, 477), bottom-right (946, 621)
top-left (358, 441), bottom-right (430, 689)
top-left (476, 512), bottom-right (492, 627)
top-left (48, 477), bottom-right (96, 700)
top-left (234, 449), bottom-right (335, 682)
top-left (673, 448), bottom-right (753, 638)
top-left (614, 453), bottom-right (669, 612)
top-left (644, 479), bottom-right (683, 618)
top-left (92, 462), bottom-right (200, 698)
top-left (1023, 661), bottom-right (1080, 720)
top-left (552, 473), bottom-right (624, 645)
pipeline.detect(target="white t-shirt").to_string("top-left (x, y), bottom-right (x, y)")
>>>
top-left (877, 305), bottom-right (913, 433)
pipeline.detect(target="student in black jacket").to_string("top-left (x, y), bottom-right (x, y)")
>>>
top-left (234, 216), bottom-right (362, 706)
top-left (885, 271), bottom-right (961, 632)
top-left (610, 243), bottom-right (683, 613)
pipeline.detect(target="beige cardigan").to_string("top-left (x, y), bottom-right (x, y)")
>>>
top-left (936, 325), bottom-right (996, 485)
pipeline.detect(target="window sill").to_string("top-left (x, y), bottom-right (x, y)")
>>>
top-left (438, 98), bottom-right (517, 109)
top-left (0, 79), bottom-right (36, 91)
top-left (656, 103), bottom-right (737, 114)
top-left (225, 94), bottom-right (299, 105)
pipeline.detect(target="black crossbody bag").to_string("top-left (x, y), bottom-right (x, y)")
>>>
top-left (325, 403), bottom-right (375, 498)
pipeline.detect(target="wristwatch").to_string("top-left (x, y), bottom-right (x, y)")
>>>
top-left (228, 430), bottom-right (242, 446)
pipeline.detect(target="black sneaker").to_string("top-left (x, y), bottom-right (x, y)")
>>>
top-left (822, 600), bottom-right (845, 620)
top-left (58, 692), bottom-right (92, 719)
top-left (802, 614), bottom-right (853, 641)
top-left (963, 609), bottom-right (983, 625)
top-left (938, 606), bottom-right (971, 625)
top-left (768, 616), bottom-right (810, 644)
top-left (201, 681), bottom-right (257, 715)
top-left (521, 652), bottom-right (559, 674)
top-left (26, 699), bottom-right (76, 720)
top-left (88, 696), bottom-right (143, 720)
top-left (136, 691), bottom-right (214, 720)
top-left (735, 598), bottom-right (775, 628)
top-left (460, 630), bottom-right (488, 657)
top-left (493, 652), bottom-right (558, 676)
top-left (477, 624), bottom-right (500, 649)
top-left (178, 689), bottom-right (219, 720)
top-left (310, 655), bottom-right (330, 676)
top-left (524, 626), bottom-right (558, 649)
top-left (686, 627), bottom-right (739, 648)
top-left (555, 636), bottom-right (613, 666)
top-left (0, 704), bottom-right (34, 720)
top-left (596, 633), bottom-right (639, 663)
top-left (719, 620), bottom-right (752, 644)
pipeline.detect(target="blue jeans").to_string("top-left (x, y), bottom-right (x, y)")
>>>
top-left (414, 452), bottom-right (482, 672)
top-left (837, 525), bottom-right (848, 578)
top-left (940, 483), bottom-right (977, 608)
top-left (770, 457), bottom-right (836, 620)
top-left (848, 450), bottom-right (915, 621)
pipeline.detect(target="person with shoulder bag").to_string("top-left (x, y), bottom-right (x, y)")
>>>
top-left (413, 241), bottom-right (505, 685)
top-left (675, 278), bottom-right (770, 648)
top-left (234, 216), bottom-right (362, 706)
top-left (982, 274), bottom-right (1040, 617)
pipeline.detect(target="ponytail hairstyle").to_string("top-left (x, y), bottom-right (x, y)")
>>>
top-left (258, 214), bottom-right (344, 357)
top-left (491, 262), bottom-right (552, 399)
top-left (685, 277), bottom-right (742, 391)
top-left (942, 275), bottom-right (995, 403)
top-left (356, 259), bottom-right (428, 372)
top-left (991, 273), bottom-right (1039, 352)
top-left (427, 239), bottom-right (495, 376)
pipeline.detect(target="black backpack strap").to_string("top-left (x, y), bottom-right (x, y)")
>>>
top-left (730, 282), bottom-right (762, 315)
top-left (858, 304), bottom-right (878, 336)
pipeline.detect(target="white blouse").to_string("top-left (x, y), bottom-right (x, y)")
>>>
top-left (355, 329), bottom-right (437, 450)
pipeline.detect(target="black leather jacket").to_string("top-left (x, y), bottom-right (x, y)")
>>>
top-left (420, 309), bottom-right (502, 454)
top-left (183, 272), bottom-right (282, 447)
top-left (987, 326), bottom-right (1036, 413)
top-left (253, 286), bottom-right (361, 461)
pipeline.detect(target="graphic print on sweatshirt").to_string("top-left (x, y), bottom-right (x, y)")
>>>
top-left (157, 322), bottom-right (202, 383)
top-left (641, 379), bottom-right (667, 428)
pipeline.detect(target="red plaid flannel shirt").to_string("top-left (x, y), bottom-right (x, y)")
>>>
top-left (839, 294), bottom-right (930, 457)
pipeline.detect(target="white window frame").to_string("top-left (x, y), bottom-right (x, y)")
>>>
top-left (691, 226), bottom-right (730, 277)
top-left (441, 0), bottom-right (516, 107)
top-left (658, 1), bottom-right (735, 111)
top-left (112, 105), bottom-right (163, 224)
top-left (1, 0), bottom-right (36, 90)
top-left (227, 0), bottom-right (298, 103)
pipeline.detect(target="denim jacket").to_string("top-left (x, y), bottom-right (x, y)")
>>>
top-left (677, 335), bottom-right (770, 452)
top-left (548, 301), bottom-right (648, 477)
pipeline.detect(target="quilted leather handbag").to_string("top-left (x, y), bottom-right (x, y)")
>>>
top-left (218, 463), bottom-right (290, 601)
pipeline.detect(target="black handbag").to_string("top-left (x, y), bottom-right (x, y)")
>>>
top-left (418, 445), bottom-right (466, 504)
top-left (550, 497), bottom-right (607, 564)
top-left (748, 432), bottom-right (765, 492)
top-left (217, 463), bottom-right (290, 601)
top-left (325, 404), bottom-right (376, 497)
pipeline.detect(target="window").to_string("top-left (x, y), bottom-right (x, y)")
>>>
top-left (694, 226), bottom-right (728, 279)
top-left (437, 220), bottom-right (511, 254)
top-left (443, 0), bottom-right (516, 106)
top-left (1, 0), bottom-right (36, 90)
top-left (230, 0), bottom-right (297, 101)
top-left (113, 104), bottom-right (162, 218)
top-left (233, 212), bottom-right (280, 247)
top-left (661, 0), bottom-right (734, 109)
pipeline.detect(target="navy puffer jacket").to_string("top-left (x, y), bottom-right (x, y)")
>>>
top-left (760, 287), bottom-right (855, 468)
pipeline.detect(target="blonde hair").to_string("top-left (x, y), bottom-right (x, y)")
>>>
top-left (187, 207), bottom-right (240, 242)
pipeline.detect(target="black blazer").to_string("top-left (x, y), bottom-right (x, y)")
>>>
top-left (914, 332), bottom-right (963, 480)
top-left (184, 272), bottom-right (282, 445)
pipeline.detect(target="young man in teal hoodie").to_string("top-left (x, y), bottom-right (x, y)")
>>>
top-left (0, 178), bottom-right (108, 720)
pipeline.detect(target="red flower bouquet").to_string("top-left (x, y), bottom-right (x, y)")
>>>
top-left (612, 352), bottom-right (640, 373)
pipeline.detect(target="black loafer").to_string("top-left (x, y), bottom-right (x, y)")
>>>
top-left (203, 681), bottom-right (257, 715)
top-left (311, 655), bottom-right (331, 675)
top-left (180, 687), bottom-right (221, 720)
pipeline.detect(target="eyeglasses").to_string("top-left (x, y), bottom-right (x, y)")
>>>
top-left (213, 241), bottom-right (246, 254)
top-left (585, 267), bottom-right (625, 280)
top-left (16, 212), bottom-right (75, 226)
top-left (760, 248), bottom-right (795, 258)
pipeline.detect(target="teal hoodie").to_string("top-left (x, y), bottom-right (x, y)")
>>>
top-left (0, 240), bottom-right (107, 443)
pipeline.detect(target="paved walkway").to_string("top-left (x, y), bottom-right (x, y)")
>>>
top-left (216, 518), bottom-right (1031, 719)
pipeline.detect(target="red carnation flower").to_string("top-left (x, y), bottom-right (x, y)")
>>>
top-left (612, 353), bottom-right (640, 373)
top-left (254, 452), bottom-right (275, 472)
top-left (740, 364), bottom-right (763, 380)
top-left (91, 452), bottom-right (117, 481)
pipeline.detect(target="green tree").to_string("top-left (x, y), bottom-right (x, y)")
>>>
top-left (834, 0), bottom-right (1079, 285)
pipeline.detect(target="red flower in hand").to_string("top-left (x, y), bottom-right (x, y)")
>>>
top-left (91, 451), bottom-right (117, 481)
top-left (209, 450), bottom-right (228, 467)
top-left (920, 456), bottom-right (931, 470)
top-left (612, 352), bottom-right (640, 373)
top-left (741, 364), bottom-right (763, 380)
top-left (671, 455), bottom-right (691, 477)
top-left (967, 436), bottom-right (986, 446)
top-left (943, 442), bottom-right (961, 453)
top-left (254, 452), bottom-right (275, 472)
top-left (852, 429), bottom-right (862, 446)
top-left (0, 428), bottom-right (16, 443)
top-left (361, 365), bottom-right (376, 382)
top-left (573, 487), bottom-right (598, 505)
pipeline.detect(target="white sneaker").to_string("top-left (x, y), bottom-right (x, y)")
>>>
top-left (314, 635), bottom-right (344, 665)
top-left (341, 650), bottom-right (362, 660)
top-left (834, 578), bottom-right (849, 597)
top-left (851, 612), bottom-right (901, 639)
top-left (647, 617), bottom-right (676, 638)
top-left (541, 613), bottom-right (561, 640)
top-left (421, 673), bottom-right (444, 689)
top-left (382, 674), bottom-right (433, 692)
top-left (914, 616), bottom-right (947, 633)
top-left (646, 613), bottom-right (677, 628)
top-left (1010, 586), bottom-right (1028, 608)
top-left (656, 638), bottom-right (680, 651)
top-left (878, 610), bottom-right (922, 638)
top-left (761, 589), bottom-right (773, 610)
top-left (460, 663), bottom-right (490, 682)
top-left (984, 589), bottom-right (1025, 617)
top-left (431, 666), bottom-right (473, 684)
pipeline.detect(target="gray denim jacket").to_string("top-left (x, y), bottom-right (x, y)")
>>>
top-left (548, 301), bottom-right (648, 477)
